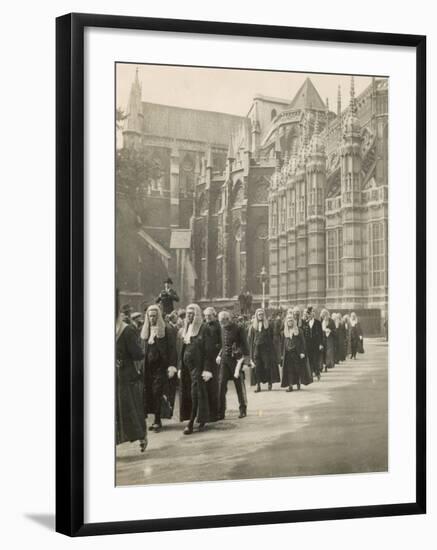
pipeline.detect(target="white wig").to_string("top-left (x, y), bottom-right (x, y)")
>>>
top-left (218, 310), bottom-right (231, 322)
top-left (252, 308), bottom-right (269, 330)
top-left (320, 308), bottom-right (330, 320)
top-left (182, 303), bottom-right (203, 339)
top-left (141, 304), bottom-right (165, 340)
top-left (283, 313), bottom-right (299, 338)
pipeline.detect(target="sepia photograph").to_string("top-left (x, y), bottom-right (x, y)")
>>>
top-left (115, 62), bottom-right (389, 487)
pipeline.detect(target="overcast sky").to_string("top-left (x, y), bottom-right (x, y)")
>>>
top-left (116, 63), bottom-right (378, 118)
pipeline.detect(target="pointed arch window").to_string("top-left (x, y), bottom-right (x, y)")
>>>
top-left (327, 228), bottom-right (343, 289)
top-left (369, 221), bottom-right (386, 287)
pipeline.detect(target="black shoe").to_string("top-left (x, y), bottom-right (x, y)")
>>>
top-left (254, 387), bottom-right (261, 393)
top-left (268, 383), bottom-right (272, 391)
top-left (183, 424), bottom-right (194, 435)
top-left (198, 423), bottom-right (206, 432)
top-left (238, 409), bottom-right (247, 418)
top-left (286, 386), bottom-right (293, 392)
top-left (139, 440), bottom-right (147, 452)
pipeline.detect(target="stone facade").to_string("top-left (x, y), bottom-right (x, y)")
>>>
top-left (118, 69), bottom-right (245, 309)
top-left (120, 70), bottom-right (388, 334)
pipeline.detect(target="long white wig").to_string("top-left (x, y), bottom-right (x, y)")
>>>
top-left (283, 313), bottom-right (299, 338)
top-left (140, 304), bottom-right (166, 340)
top-left (252, 308), bottom-right (269, 331)
top-left (182, 303), bottom-right (203, 339)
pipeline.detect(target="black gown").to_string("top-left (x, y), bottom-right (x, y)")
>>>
top-left (179, 324), bottom-right (210, 424)
top-left (249, 323), bottom-right (280, 386)
top-left (281, 330), bottom-right (313, 387)
top-left (116, 323), bottom-right (146, 444)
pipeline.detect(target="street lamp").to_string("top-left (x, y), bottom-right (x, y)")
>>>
top-left (259, 266), bottom-right (269, 309)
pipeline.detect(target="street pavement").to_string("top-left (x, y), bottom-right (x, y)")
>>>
top-left (116, 338), bottom-right (388, 486)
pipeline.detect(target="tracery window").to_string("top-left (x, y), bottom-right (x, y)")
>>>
top-left (327, 228), bottom-right (343, 289)
top-left (369, 221), bottom-right (386, 287)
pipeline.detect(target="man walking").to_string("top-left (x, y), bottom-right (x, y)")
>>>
top-left (203, 307), bottom-right (221, 422)
top-left (178, 304), bottom-right (211, 434)
top-left (141, 304), bottom-right (177, 432)
top-left (304, 306), bottom-right (324, 381)
top-left (217, 310), bottom-right (250, 420)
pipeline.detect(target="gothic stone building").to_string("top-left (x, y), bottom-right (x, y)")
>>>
top-left (121, 72), bottom-right (388, 334)
top-left (118, 69), bottom-right (245, 308)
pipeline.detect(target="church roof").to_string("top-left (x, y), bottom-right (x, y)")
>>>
top-left (289, 78), bottom-right (326, 111)
top-left (141, 102), bottom-right (246, 146)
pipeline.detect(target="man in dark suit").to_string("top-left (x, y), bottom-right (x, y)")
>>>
top-left (156, 278), bottom-right (180, 315)
top-left (203, 307), bottom-right (222, 422)
top-left (217, 310), bottom-right (250, 420)
top-left (303, 306), bottom-right (324, 381)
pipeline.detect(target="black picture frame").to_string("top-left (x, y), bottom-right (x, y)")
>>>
top-left (56, 12), bottom-right (426, 537)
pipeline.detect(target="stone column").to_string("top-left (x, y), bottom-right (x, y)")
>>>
top-left (341, 139), bottom-right (363, 309)
top-left (170, 146), bottom-right (180, 228)
top-left (222, 183), bottom-right (232, 299)
top-left (268, 196), bottom-right (280, 308)
top-left (306, 146), bottom-right (327, 309)
top-left (295, 172), bottom-right (308, 304)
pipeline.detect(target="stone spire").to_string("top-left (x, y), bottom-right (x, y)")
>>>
top-left (251, 101), bottom-right (261, 155)
top-left (337, 85), bottom-right (342, 116)
top-left (310, 111), bottom-right (325, 156)
top-left (349, 75), bottom-right (356, 114)
top-left (344, 76), bottom-right (359, 135)
top-left (125, 65), bottom-right (144, 142)
top-left (314, 110), bottom-right (320, 136)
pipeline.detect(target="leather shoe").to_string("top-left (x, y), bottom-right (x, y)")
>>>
top-left (238, 409), bottom-right (247, 418)
top-left (183, 425), bottom-right (194, 435)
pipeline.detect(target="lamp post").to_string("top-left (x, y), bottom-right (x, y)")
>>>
top-left (259, 266), bottom-right (269, 309)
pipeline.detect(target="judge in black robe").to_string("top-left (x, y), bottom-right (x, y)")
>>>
top-left (178, 304), bottom-right (210, 434)
top-left (116, 317), bottom-right (147, 451)
top-left (249, 308), bottom-right (280, 392)
top-left (349, 312), bottom-right (364, 359)
top-left (321, 309), bottom-right (336, 371)
top-left (281, 314), bottom-right (312, 391)
top-left (303, 306), bottom-right (324, 380)
top-left (141, 305), bottom-right (177, 432)
top-left (333, 313), bottom-right (347, 363)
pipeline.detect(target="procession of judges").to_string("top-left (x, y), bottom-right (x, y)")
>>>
top-left (116, 279), bottom-right (364, 453)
